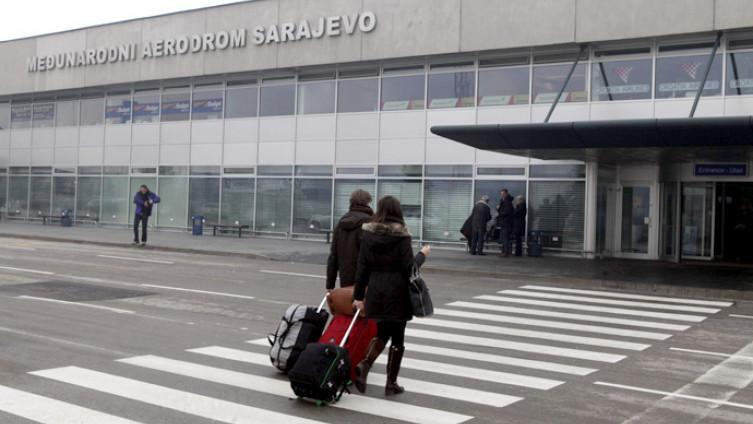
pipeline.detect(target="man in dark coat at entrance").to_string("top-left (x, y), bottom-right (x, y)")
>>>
top-left (496, 188), bottom-right (514, 256)
top-left (326, 189), bottom-right (374, 290)
top-left (469, 195), bottom-right (492, 255)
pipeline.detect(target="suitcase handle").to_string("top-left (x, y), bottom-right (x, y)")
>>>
top-left (340, 309), bottom-right (360, 348)
top-left (316, 294), bottom-right (329, 313)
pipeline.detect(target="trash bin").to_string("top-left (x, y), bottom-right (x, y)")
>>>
top-left (527, 230), bottom-right (542, 257)
top-left (60, 209), bottom-right (73, 227)
top-left (191, 215), bottom-right (205, 236)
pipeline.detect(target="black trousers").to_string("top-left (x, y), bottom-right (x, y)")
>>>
top-left (513, 232), bottom-right (523, 256)
top-left (499, 226), bottom-right (512, 254)
top-left (134, 214), bottom-right (149, 242)
top-left (376, 320), bottom-right (407, 348)
top-left (470, 227), bottom-right (486, 254)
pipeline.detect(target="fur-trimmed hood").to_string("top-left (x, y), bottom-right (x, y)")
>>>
top-left (362, 221), bottom-right (411, 237)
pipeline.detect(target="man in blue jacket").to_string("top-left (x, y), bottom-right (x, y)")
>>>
top-left (133, 185), bottom-right (160, 246)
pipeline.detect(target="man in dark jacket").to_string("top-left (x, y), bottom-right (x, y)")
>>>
top-left (326, 189), bottom-right (374, 290)
top-left (469, 195), bottom-right (492, 255)
top-left (512, 195), bottom-right (527, 256)
top-left (496, 189), bottom-right (513, 257)
top-left (133, 185), bottom-right (160, 246)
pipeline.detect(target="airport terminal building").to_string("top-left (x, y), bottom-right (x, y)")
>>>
top-left (1, 0), bottom-right (753, 262)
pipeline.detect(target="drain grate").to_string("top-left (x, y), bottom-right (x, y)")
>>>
top-left (0, 281), bottom-right (156, 302)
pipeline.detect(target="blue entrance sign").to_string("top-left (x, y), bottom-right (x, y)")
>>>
top-left (694, 164), bottom-right (748, 177)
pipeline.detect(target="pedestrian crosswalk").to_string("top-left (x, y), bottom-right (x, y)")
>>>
top-left (0, 283), bottom-right (734, 424)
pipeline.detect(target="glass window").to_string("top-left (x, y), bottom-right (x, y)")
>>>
top-left (295, 165), bottom-right (332, 176)
top-left (298, 80), bottom-right (336, 114)
top-left (727, 50), bottom-right (753, 96)
top-left (255, 178), bottom-right (292, 233)
top-left (80, 98), bottom-right (104, 125)
top-left (52, 176), bottom-right (75, 214)
top-left (76, 176), bottom-right (101, 220)
top-left (0, 176), bottom-right (6, 213)
top-left (258, 165), bottom-right (293, 176)
top-left (293, 179), bottom-right (333, 234)
top-left (592, 58), bottom-right (652, 101)
top-left (192, 87), bottom-right (224, 120)
top-left (260, 84), bottom-right (295, 117)
top-left (29, 176), bottom-right (51, 217)
top-left (378, 180), bottom-right (422, 235)
top-left (161, 89), bottom-right (191, 122)
top-left (425, 165), bottom-right (473, 178)
top-left (381, 74), bottom-right (425, 111)
top-left (478, 66), bottom-right (530, 106)
top-left (337, 78), bottom-right (379, 113)
top-left (132, 92), bottom-right (160, 123)
top-left (188, 177), bottom-right (220, 225)
top-left (528, 181), bottom-right (585, 251)
top-left (0, 103), bottom-right (9, 130)
top-left (157, 177), bottom-right (188, 228)
top-left (422, 180), bottom-right (472, 242)
top-left (225, 85), bottom-right (258, 118)
top-left (334, 179), bottom-right (375, 219)
top-left (475, 180), bottom-right (527, 222)
top-left (32, 103), bottom-right (55, 128)
top-left (656, 54), bottom-right (722, 98)
top-left (56, 101), bottom-right (80, 127)
top-left (532, 63), bottom-right (587, 103)
top-left (129, 177), bottom-right (157, 219)
top-left (428, 71), bottom-right (476, 108)
top-left (221, 177), bottom-right (254, 226)
top-left (530, 164), bottom-right (586, 179)
top-left (378, 165), bottom-right (423, 178)
top-left (11, 104), bottom-right (32, 129)
top-left (105, 95), bottom-right (132, 125)
top-left (8, 176), bottom-right (29, 218)
top-left (101, 177), bottom-right (130, 224)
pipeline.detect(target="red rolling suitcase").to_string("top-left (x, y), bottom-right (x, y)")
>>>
top-left (319, 314), bottom-right (378, 381)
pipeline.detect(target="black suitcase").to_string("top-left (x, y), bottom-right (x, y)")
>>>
top-left (268, 296), bottom-right (329, 373)
top-left (288, 311), bottom-right (360, 405)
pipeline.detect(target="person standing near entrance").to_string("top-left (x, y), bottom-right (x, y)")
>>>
top-left (496, 189), bottom-right (514, 256)
top-left (512, 195), bottom-right (527, 256)
top-left (326, 189), bottom-right (374, 290)
top-left (133, 185), bottom-right (160, 246)
top-left (469, 195), bottom-right (492, 255)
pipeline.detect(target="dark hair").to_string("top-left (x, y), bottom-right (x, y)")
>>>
top-left (349, 189), bottom-right (372, 208)
top-left (140, 185), bottom-right (150, 193)
top-left (500, 188), bottom-right (509, 194)
top-left (372, 195), bottom-right (405, 224)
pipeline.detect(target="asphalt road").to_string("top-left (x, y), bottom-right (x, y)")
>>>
top-left (0, 236), bottom-right (751, 424)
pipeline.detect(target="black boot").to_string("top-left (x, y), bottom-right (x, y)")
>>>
top-left (385, 345), bottom-right (405, 396)
top-left (354, 338), bottom-right (385, 394)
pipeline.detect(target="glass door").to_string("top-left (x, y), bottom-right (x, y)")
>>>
top-left (620, 186), bottom-right (652, 254)
top-left (681, 183), bottom-right (714, 259)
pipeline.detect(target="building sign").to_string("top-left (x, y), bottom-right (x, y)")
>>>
top-left (694, 164), bottom-right (748, 177)
top-left (26, 11), bottom-right (377, 74)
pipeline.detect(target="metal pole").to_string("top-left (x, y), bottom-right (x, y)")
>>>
top-left (689, 32), bottom-right (722, 118)
top-left (545, 44), bottom-right (587, 123)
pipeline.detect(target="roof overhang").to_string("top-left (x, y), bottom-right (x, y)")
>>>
top-left (430, 116), bottom-right (753, 163)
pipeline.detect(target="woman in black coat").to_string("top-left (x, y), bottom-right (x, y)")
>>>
top-left (352, 195), bottom-right (431, 396)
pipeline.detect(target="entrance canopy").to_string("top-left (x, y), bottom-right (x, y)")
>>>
top-left (431, 116), bottom-right (753, 163)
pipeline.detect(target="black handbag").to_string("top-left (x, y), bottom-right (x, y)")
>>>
top-left (408, 266), bottom-right (434, 317)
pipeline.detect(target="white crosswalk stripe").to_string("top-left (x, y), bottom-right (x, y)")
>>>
top-left (447, 301), bottom-right (691, 330)
top-left (8, 283), bottom-right (731, 424)
top-left (519, 285), bottom-right (734, 307)
top-left (498, 289), bottom-right (722, 313)
top-left (189, 346), bottom-right (523, 407)
top-left (475, 295), bottom-right (707, 322)
top-left (433, 307), bottom-right (672, 340)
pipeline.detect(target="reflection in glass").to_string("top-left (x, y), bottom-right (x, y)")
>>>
top-left (192, 89), bottom-right (224, 120)
top-left (132, 93), bottom-right (160, 123)
top-left (621, 186), bottom-right (650, 254)
top-left (334, 180), bottom-right (375, 219)
top-left (337, 78), bottom-right (379, 113)
top-left (656, 54), bottom-right (722, 98)
top-left (157, 177), bottom-right (188, 228)
top-left (255, 178), bottom-right (292, 233)
top-left (727, 51), bottom-right (753, 96)
top-left (381, 75), bottom-right (425, 110)
top-left (101, 177), bottom-right (130, 224)
top-left (29, 176), bottom-right (52, 217)
top-left (161, 90), bottom-right (191, 122)
top-left (260, 84), bottom-right (295, 117)
top-left (56, 101), bottom-right (80, 127)
top-left (681, 183), bottom-right (713, 257)
top-left (76, 177), bottom-right (101, 220)
top-left (8, 176), bottom-right (29, 218)
top-left (105, 95), bottom-right (132, 124)
top-left (0, 103), bottom-right (9, 130)
top-left (478, 67), bottom-right (530, 106)
top-left (428, 71), bottom-right (476, 108)
top-left (80, 98), bottom-right (105, 125)
top-left (592, 58), bottom-right (652, 101)
top-left (293, 179), bottom-right (333, 234)
top-left (532, 63), bottom-right (587, 103)
top-left (378, 180), bottom-right (422, 235)
top-left (52, 176), bottom-right (76, 215)
top-left (225, 85), bottom-right (258, 118)
top-left (221, 178), bottom-right (254, 226)
top-left (528, 181), bottom-right (585, 251)
top-left (32, 103), bottom-right (55, 128)
top-left (422, 180), bottom-right (472, 241)
top-left (298, 80), bottom-right (336, 114)
top-left (11, 104), bottom-right (32, 129)
top-left (0, 176), bottom-right (6, 212)
top-left (189, 178), bottom-right (220, 225)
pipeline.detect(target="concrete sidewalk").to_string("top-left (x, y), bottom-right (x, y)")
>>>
top-left (1, 221), bottom-right (752, 300)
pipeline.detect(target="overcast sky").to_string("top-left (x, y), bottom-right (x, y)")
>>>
top-left (1, 0), bottom-right (241, 41)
